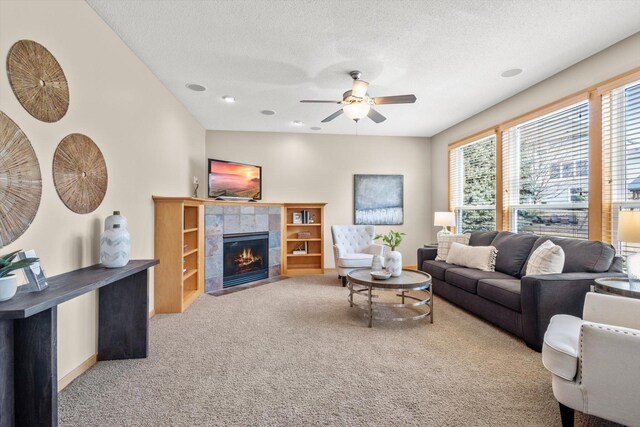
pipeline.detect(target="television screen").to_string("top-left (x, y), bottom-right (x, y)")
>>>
top-left (208, 159), bottom-right (262, 200)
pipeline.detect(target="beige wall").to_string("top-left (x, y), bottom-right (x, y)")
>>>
top-left (206, 131), bottom-right (431, 267)
top-left (430, 32), bottom-right (640, 241)
top-left (0, 0), bottom-right (205, 379)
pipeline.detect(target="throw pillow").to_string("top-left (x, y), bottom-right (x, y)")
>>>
top-left (436, 233), bottom-right (470, 261)
top-left (446, 242), bottom-right (498, 272)
top-left (526, 240), bottom-right (565, 276)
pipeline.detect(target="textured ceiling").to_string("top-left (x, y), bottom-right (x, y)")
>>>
top-left (86, 0), bottom-right (640, 137)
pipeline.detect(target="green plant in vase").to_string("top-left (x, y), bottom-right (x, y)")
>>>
top-left (0, 250), bottom-right (39, 302)
top-left (375, 230), bottom-right (406, 277)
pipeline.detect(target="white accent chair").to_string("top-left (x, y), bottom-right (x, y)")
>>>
top-left (542, 292), bottom-right (640, 427)
top-left (331, 225), bottom-right (385, 286)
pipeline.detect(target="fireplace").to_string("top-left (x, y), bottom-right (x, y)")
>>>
top-left (223, 232), bottom-right (269, 288)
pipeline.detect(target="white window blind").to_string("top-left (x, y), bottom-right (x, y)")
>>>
top-left (449, 135), bottom-right (496, 231)
top-left (602, 79), bottom-right (640, 256)
top-left (502, 101), bottom-right (590, 238)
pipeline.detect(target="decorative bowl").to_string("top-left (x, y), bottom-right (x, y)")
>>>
top-left (370, 270), bottom-right (392, 280)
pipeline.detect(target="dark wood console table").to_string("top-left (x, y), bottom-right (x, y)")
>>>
top-left (0, 259), bottom-right (158, 427)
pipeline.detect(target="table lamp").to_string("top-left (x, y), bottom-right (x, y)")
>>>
top-left (618, 210), bottom-right (640, 284)
top-left (434, 212), bottom-right (456, 240)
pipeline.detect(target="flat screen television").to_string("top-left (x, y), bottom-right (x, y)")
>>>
top-left (208, 159), bottom-right (262, 200)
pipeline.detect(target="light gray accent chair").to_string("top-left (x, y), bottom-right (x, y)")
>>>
top-left (331, 225), bottom-right (384, 286)
top-left (542, 292), bottom-right (640, 427)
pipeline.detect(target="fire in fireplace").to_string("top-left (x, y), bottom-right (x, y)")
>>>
top-left (223, 232), bottom-right (269, 288)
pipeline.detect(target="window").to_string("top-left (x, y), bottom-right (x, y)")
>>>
top-left (503, 101), bottom-right (589, 239)
top-left (562, 162), bottom-right (574, 178)
top-left (447, 68), bottom-right (640, 245)
top-left (449, 135), bottom-right (496, 232)
top-left (576, 160), bottom-right (589, 177)
top-left (602, 79), bottom-right (640, 256)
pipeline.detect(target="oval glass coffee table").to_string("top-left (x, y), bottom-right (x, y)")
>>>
top-left (347, 268), bottom-right (433, 327)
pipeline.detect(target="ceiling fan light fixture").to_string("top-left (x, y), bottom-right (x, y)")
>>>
top-left (343, 102), bottom-right (370, 121)
top-left (351, 80), bottom-right (369, 98)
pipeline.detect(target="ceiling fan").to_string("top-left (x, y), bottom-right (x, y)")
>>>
top-left (300, 71), bottom-right (416, 123)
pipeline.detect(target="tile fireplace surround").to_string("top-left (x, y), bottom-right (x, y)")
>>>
top-left (204, 205), bottom-right (282, 292)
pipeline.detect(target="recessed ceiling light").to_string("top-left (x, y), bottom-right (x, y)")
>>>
top-left (310, 127), bottom-right (321, 131)
top-left (501, 68), bottom-right (523, 78)
top-left (292, 121), bottom-right (304, 126)
top-left (186, 83), bottom-right (206, 92)
top-left (261, 110), bottom-right (276, 115)
top-left (222, 95), bottom-right (236, 103)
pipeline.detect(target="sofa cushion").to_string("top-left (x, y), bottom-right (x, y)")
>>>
top-left (521, 236), bottom-right (616, 276)
top-left (337, 253), bottom-right (373, 268)
top-left (446, 243), bottom-right (498, 272)
top-left (491, 231), bottom-right (538, 278)
top-left (469, 230), bottom-right (499, 247)
top-left (477, 279), bottom-right (522, 312)
top-left (422, 260), bottom-right (457, 281)
top-left (435, 233), bottom-right (470, 261)
top-left (445, 268), bottom-right (514, 294)
top-left (525, 240), bottom-right (565, 276)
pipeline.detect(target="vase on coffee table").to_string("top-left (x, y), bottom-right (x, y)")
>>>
top-left (385, 250), bottom-right (402, 277)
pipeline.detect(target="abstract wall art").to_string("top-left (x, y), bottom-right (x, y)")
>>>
top-left (354, 174), bottom-right (404, 225)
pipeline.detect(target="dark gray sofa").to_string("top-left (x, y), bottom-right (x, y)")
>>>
top-left (417, 231), bottom-right (625, 351)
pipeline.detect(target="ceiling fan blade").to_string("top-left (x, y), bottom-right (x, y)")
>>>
top-left (372, 95), bottom-right (417, 105)
top-left (300, 100), bottom-right (340, 103)
top-left (321, 109), bottom-right (343, 123)
top-left (367, 108), bottom-right (386, 123)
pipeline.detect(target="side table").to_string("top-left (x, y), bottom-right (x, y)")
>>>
top-left (593, 277), bottom-right (640, 299)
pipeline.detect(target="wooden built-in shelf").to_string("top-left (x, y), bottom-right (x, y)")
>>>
top-left (153, 198), bottom-right (204, 313)
top-left (183, 269), bottom-right (198, 280)
top-left (183, 248), bottom-right (198, 257)
top-left (182, 289), bottom-right (199, 307)
top-left (283, 203), bottom-right (326, 275)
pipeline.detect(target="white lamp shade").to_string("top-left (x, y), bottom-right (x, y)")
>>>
top-left (434, 211), bottom-right (456, 227)
top-left (618, 211), bottom-right (640, 243)
top-left (343, 102), bottom-right (370, 120)
top-left (351, 80), bottom-right (369, 98)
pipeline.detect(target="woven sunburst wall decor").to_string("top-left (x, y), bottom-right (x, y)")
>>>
top-left (7, 40), bottom-right (69, 123)
top-left (0, 112), bottom-right (42, 247)
top-left (53, 134), bottom-right (107, 214)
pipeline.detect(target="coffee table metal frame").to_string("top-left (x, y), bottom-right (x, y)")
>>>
top-left (593, 277), bottom-right (640, 299)
top-left (347, 268), bottom-right (433, 327)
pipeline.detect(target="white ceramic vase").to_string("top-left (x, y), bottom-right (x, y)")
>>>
top-left (100, 224), bottom-right (131, 268)
top-left (0, 274), bottom-right (18, 302)
top-left (385, 250), bottom-right (402, 277)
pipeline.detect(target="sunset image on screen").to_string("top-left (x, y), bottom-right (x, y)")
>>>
top-left (209, 161), bottom-right (261, 199)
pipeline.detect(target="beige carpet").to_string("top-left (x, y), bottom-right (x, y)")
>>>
top-left (59, 273), bottom-right (618, 426)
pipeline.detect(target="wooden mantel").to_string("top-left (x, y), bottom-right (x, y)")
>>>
top-left (151, 196), bottom-right (318, 207)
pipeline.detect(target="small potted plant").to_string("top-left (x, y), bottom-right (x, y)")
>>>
top-left (0, 250), bottom-right (39, 302)
top-left (375, 230), bottom-right (406, 277)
